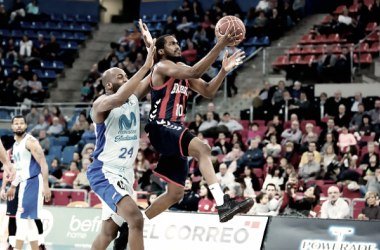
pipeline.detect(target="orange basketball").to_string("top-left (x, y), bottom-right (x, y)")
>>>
top-left (215, 16), bottom-right (246, 46)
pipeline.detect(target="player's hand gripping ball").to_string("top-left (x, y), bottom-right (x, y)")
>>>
top-left (215, 16), bottom-right (246, 46)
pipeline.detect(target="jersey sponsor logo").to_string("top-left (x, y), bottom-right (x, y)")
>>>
top-left (117, 180), bottom-right (126, 190)
top-left (116, 113), bottom-right (138, 142)
top-left (171, 83), bottom-right (188, 96)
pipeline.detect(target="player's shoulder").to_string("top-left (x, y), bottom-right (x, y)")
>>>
top-left (25, 135), bottom-right (39, 148)
top-left (93, 95), bottom-right (106, 107)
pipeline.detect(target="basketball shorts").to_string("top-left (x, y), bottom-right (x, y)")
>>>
top-left (145, 119), bottom-right (196, 187)
top-left (17, 174), bottom-right (43, 220)
top-left (6, 185), bottom-right (20, 217)
top-left (101, 198), bottom-right (124, 227)
top-left (87, 159), bottom-right (134, 213)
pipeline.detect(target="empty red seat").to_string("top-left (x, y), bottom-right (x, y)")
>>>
top-left (253, 168), bottom-right (263, 178)
top-left (71, 190), bottom-right (86, 202)
top-left (333, 5), bottom-right (346, 14)
top-left (192, 176), bottom-right (202, 182)
top-left (366, 22), bottom-right (378, 32)
top-left (266, 120), bottom-right (283, 126)
top-left (89, 191), bottom-right (101, 207)
top-left (327, 34), bottom-right (339, 43)
top-left (354, 53), bottom-right (372, 63)
top-left (321, 184), bottom-right (342, 196)
top-left (240, 129), bottom-right (249, 138)
top-left (283, 120), bottom-right (292, 129)
top-left (287, 45), bottom-right (302, 55)
top-left (272, 56), bottom-right (288, 66)
top-left (321, 15), bottom-right (330, 24)
top-left (361, 135), bottom-right (375, 142)
top-left (300, 45), bottom-right (315, 54)
top-left (314, 126), bottom-right (321, 137)
top-left (332, 44), bottom-right (342, 53)
top-left (239, 120), bottom-right (250, 129)
top-left (366, 32), bottom-right (380, 41)
top-left (369, 42), bottom-right (380, 52)
top-left (258, 126), bottom-right (268, 134)
top-left (312, 35), bottom-right (327, 44)
top-left (349, 5), bottom-right (358, 12)
top-left (352, 199), bottom-right (366, 218)
top-left (298, 34), bottom-right (313, 44)
top-left (314, 45), bottom-right (327, 54)
top-left (306, 180), bottom-right (324, 191)
top-left (300, 55), bottom-right (316, 64)
top-left (52, 190), bottom-right (71, 206)
top-left (354, 43), bottom-right (369, 52)
top-left (289, 55), bottom-right (302, 64)
top-left (252, 120), bottom-right (266, 127)
top-left (316, 54), bottom-right (324, 60)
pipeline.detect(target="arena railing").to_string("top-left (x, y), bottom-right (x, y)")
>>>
top-left (191, 47), bottom-right (263, 120)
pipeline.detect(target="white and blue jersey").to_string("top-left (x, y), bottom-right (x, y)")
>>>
top-left (87, 94), bottom-right (140, 215)
top-left (12, 134), bottom-right (43, 220)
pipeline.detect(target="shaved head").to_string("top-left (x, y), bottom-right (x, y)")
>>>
top-left (328, 186), bottom-right (339, 193)
top-left (102, 67), bottom-right (128, 94)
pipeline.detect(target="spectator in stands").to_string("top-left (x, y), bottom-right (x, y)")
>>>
top-left (247, 123), bottom-right (263, 141)
top-left (78, 113), bottom-right (89, 131)
top-left (110, 55), bottom-right (118, 68)
top-left (271, 80), bottom-right (286, 106)
top-left (128, 25), bottom-right (142, 48)
top-left (291, 92), bottom-right (310, 118)
top-left (21, 65), bottom-right (33, 82)
top-left (319, 118), bottom-right (339, 146)
top-left (358, 191), bottom-right (380, 220)
top-left (19, 35), bottom-right (32, 59)
top-left (198, 183), bottom-right (216, 213)
top-left (47, 117), bottom-right (63, 136)
top-left (299, 151), bottom-right (320, 182)
top-left (372, 0), bottom-right (380, 24)
top-left (199, 111), bottom-right (218, 133)
top-left (217, 46), bottom-right (239, 98)
top-left (30, 116), bottom-right (48, 137)
top-left (357, 0), bottom-right (370, 25)
top-left (314, 46), bottom-right (337, 82)
top-left (281, 121), bottom-right (302, 145)
top-left (268, 8), bottom-right (283, 39)
top-left (263, 155), bottom-right (275, 177)
top-left (264, 124), bottom-right (279, 143)
top-left (170, 178), bottom-right (200, 211)
top-left (188, 113), bottom-right (203, 134)
top-left (203, 102), bottom-right (219, 121)
top-left (26, 0), bottom-right (39, 16)
top-left (337, 125), bottom-right (356, 152)
top-left (316, 13), bottom-right (339, 36)
top-left (219, 112), bottom-right (243, 133)
top-left (317, 92), bottom-right (329, 115)
top-left (13, 75), bottom-right (28, 101)
top-left (10, 0), bottom-right (25, 21)
top-left (321, 186), bottom-right (350, 219)
top-left (115, 45), bottom-right (128, 61)
top-left (52, 106), bottom-right (66, 127)
top-left (73, 152), bottom-right (82, 170)
top-left (300, 132), bottom-right (317, 155)
top-left (5, 38), bottom-right (18, 61)
top-left (301, 123), bottom-right (318, 144)
top-left (265, 134), bottom-right (282, 157)
top-left (256, 0), bottom-right (270, 12)
top-left (178, 0), bottom-right (192, 20)
top-left (361, 142), bottom-right (379, 167)
top-left (54, 160), bottom-right (80, 188)
top-left (73, 159), bottom-right (90, 190)
top-left (48, 158), bottom-right (62, 187)
top-left (222, 0), bottom-right (241, 16)
top-left (134, 53), bottom-right (145, 70)
top-left (33, 34), bottom-right (46, 57)
top-left (292, 0), bottom-right (305, 20)
top-left (0, 5), bottom-right (8, 29)
top-left (358, 114), bottom-right (375, 137)
top-left (299, 142), bottom-right (321, 167)
top-left (240, 166), bottom-right (260, 196)
top-left (320, 132), bottom-right (338, 155)
top-left (230, 132), bottom-right (244, 151)
top-left (283, 142), bottom-right (300, 167)
top-left (2, 78), bottom-right (16, 106)
top-left (320, 144), bottom-right (338, 179)
top-left (350, 103), bottom-right (365, 131)
top-left (162, 16), bottom-right (177, 36)
top-left (253, 11), bottom-right (268, 37)
top-left (25, 107), bottom-right (39, 127)
top-left (291, 81), bottom-right (301, 100)
top-left (240, 139), bottom-right (263, 169)
top-left (214, 132), bottom-right (230, 155)
top-left (281, 182), bottom-right (320, 216)
top-left (368, 100), bottom-right (380, 124)
top-left (336, 47), bottom-right (351, 83)
top-left (38, 130), bottom-right (50, 155)
top-left (263, 165), bottom-right (284, 191)
top-left (255, 81), bottom-right (271, 108)
top-left (210, 151), bottom-right (220, 173)
top-left (282, 0), bottom-right (296, 28)
top-left (81, 123), bottom-right (96, 142)
top-left (67, 121), bottom-right (84, 146)
top-left (270, 115), bottom-right (283, 139)
top-left (115, 30), bottom-right (129, 46)
top-left (177, 16), bottom-right (192, 40)
top-left (28, 73), bottom-right (43, 102)
top-left (338, 145), bottom-right (359, 183)
top-left (334, 104), bottom-right (350, 130)
top-left (360, 167), bottom-right (380, 197)
top-left (216, 163), bottom-right (235, 189)
top-left (350, 92), bottom-right (364, 114)
top-left (139, 139), bottom-right (156, 163)
top-left (363, 155), bottom-right (379, 182)
top-left (191, 0), bottom-right (203, 21)
top-left (133, 150), bottom-right (150, 180)
top-left (45, 35), bottom-right (60, 61)
top-left (249, 192), bottom-right (270, 215)
top-left (338, 8), bottom-right (352, 26)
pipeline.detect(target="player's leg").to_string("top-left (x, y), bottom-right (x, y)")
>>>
top-left (27, 218), bottom-right (39, 250)
top-left (7, 217), bottom-right (17, 249)
top-left (34, 219), bottom-right (45, 249)
top-left (144, 182), bottom-right (184, 219)
top-left (14, 216), bottom-right (26, 250)
top-left (114, 223), bottom-right (129, 250)
top-left (91, 219), bottom-right (119, 250)
top-left (188, 137), bottom-right (254, 222)
top-left (115, 196), bottom-right (144, 250)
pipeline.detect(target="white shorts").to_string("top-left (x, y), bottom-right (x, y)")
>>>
top-left (17, 174), bottom-right (43, 220)
top-left (101, 198), bottom-right (125, 227)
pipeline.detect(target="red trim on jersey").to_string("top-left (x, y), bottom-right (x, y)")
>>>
top-left (150, 62), bottom-right (173, 91)
top-left (171, 80), bottom-right (183, 122)
top-left (158, 78), bottom-right (175, 119)
top-left (179, 128), bottom-right (188, 157)
top-left (149, 63), bottom-right (159, 88)
top-left (152, 170), bottom-right (185, 188)
top-left (6, 215), bottom-right (16, 218)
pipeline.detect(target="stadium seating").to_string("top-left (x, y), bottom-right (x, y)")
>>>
top-left (62, 146), bottom-right (78, 164)
top-left (52, 190), bottom-right (71, 206)
top-left (89, 191), bottom-right (101, 207)
top-left (352, 198), bottom-right (366, 219)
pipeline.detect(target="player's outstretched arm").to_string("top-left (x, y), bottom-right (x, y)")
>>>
top-left (189, 49), bottom-right (245, 98)
top-left (94, 40), bottom-right (156, 113)
top-left (26, 138), bottom-right (51, 202)
top-left (0, 140), bottom-right (15, 181)
top-left (156, 25), bottom-right (242, 80)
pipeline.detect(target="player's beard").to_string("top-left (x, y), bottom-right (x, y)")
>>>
top-left (14, 129), bottom-right (26, 136)
top-left (167, 55), bottom-right (182, 63)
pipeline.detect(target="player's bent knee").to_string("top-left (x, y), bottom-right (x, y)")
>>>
top-left (102, 228), bottom-right (118, 242)
top-left (168, 189), bottom-right (184, 203)
top-left (129, 214), bottom-right (144, 231)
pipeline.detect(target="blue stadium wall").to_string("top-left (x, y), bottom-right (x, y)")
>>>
top-left (3, 0), bottom-right (99, 17)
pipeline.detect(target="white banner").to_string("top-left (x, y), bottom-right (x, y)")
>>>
top-left (143, 212), bottom-right (268, 250)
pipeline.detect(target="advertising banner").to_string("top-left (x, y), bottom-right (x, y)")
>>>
top-left (264, 217), bottom-right (380, 250)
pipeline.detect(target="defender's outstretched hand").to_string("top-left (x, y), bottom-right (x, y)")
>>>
top-left (139, 19), bottom-right (153, 48)
top-left (222, 49), bottom-right (246, 72)
top-left (144, 38), bottom-right (157, 69)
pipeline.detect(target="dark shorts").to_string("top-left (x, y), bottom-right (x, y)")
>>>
top-left (6, 185), bottom-right (19, 217)
top-left (145, 119), bottom-right (195, 187)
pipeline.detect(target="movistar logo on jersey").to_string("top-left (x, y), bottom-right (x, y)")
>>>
top-left (171, 83), bottom-right (188, 96)
top-left (116, 113), bottom-right (138, 142)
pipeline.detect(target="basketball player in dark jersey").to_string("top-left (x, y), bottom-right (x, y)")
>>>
top-left (139, 20), bottom-right (254, 223)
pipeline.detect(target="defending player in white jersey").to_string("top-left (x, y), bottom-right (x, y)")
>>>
top-left (87, 39), bottom-right (156, 250)
top-left (6, 116), bottom-right (51, 250)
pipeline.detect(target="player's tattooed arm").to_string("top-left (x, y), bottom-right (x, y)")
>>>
top-left (188, 49), bottom-right (245, 98)
top-left (26, 138), bottom-right (51, 202)
top-left (155, 24), bottom-right (241, 80)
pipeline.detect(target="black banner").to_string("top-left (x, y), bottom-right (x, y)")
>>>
top-left (263, 217), bottom-right (380, 250)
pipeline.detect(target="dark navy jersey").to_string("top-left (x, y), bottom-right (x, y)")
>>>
top-left (148, 61), bottom-right (190, 124)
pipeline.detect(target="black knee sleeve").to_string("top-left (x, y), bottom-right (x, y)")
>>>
top-left (35, 219), bottom-right (44, 235)
top-left (8, 217), bottom-right (17, 236)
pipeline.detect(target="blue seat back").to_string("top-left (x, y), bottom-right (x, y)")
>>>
top-left (62, 146), bottom-right (78, 164)
top-left (49, 145), bottom-right (62, 160)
